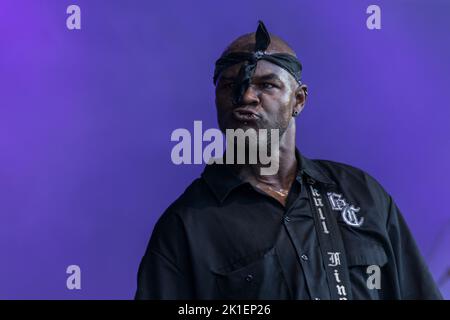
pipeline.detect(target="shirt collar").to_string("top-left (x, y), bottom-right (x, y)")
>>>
top-left (201, 148), bottom-right (336, 203)
top-left (296, 148), bottom-right (336, 186)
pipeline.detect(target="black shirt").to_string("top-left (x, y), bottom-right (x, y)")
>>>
top-left (135, 149), bottom-right (442, 300)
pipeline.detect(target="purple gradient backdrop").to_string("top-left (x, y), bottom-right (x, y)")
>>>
top-left (1, 0), bottom-right (449, 299)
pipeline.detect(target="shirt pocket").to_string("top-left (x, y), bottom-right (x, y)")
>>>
top-left (346, 240), bottom-right (388, 267)
top-left (212, 248), bottom-right (290, 299)
top-left (345, 239), bottom-right (388, 299)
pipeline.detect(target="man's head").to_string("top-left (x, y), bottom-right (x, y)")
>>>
top-left (214, 22), bottom-right (308, 140)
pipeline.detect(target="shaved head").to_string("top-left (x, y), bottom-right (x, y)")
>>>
top-left (222, 32), bottom-right (297, 57)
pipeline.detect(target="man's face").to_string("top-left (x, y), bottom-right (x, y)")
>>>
top-left (215, 60), bottom-right (300, 137)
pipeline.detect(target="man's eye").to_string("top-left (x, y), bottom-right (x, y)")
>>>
top-left (221, 82), bottom-right (234, 89)
top-left (261, 82), bottom-right (275, 89)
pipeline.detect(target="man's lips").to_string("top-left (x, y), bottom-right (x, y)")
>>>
top-left (232, 108), bottom-right (260, 122)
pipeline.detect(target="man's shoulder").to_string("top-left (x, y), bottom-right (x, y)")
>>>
top-left (312, 158), bottom-right (391, 204)
top-left (161, 176), bottom-right (214, 217)
top-left (313, 158), bottom-right (381, 184)
top-left (149, 177), bottom-right (213, 237)
top-left (314, 158), bottom-right (370, 179)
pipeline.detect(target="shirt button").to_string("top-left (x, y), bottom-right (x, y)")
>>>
top-left (284, 216), bottom-right (291, 222)
top-left (301, 254), bottom-right (309, 261)
top-left (245, 274), bottom-right (253, 282)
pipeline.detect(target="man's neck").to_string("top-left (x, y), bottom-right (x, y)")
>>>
top-left (230, 121), bottom-right (298, 191)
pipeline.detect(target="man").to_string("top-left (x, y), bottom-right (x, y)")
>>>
top-left (135, 21), bottom-right (442, 300)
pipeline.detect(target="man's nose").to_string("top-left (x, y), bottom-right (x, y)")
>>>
top-left (234, 84), bottom-right (260, 106)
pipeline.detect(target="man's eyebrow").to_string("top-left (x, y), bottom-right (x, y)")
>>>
top-left (252, 73), bottom-right (282, 82)
top-left (218, 76), bottom-right (236, 82)
top-left (219, 73), bottom-right (282, 82)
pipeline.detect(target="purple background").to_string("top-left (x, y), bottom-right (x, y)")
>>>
top-left (1, 0), bottom-right (449, 299)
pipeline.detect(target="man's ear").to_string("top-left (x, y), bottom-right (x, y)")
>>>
top-left (293, 84), bottom-right (308, 116)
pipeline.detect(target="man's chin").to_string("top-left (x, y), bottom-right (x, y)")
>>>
top-left (220, 120), bottom-right (262, 132)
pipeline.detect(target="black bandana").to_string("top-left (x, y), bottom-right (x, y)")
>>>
top-left (213, 20), bottom-right (303, 105)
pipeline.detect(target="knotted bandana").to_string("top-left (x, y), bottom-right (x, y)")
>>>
top-left (213, 20), bottom-right (303, 105)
